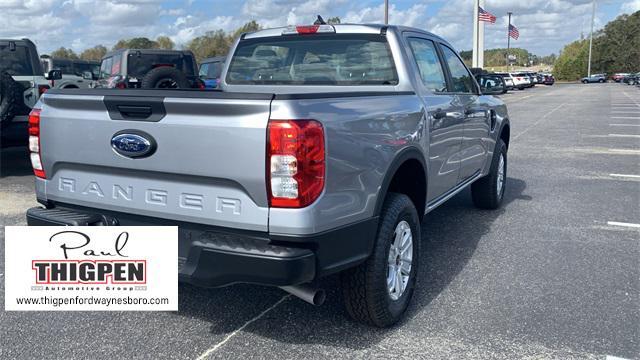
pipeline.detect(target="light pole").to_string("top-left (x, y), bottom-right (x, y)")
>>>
top-left (506, 12), bottom-right (512, 68)
top-left (587, 0), bottom-right (596, 77)
top-left (384, 0), bottom-right (389, 25)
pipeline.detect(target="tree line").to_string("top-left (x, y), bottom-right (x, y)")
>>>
top-left (554, 11), bottom-right (639, 80)
top-left (47, 17), bottom-right (341, 63)
top-left (459, 48), bottom-right (556, 68)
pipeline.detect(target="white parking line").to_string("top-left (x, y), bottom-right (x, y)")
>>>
top-left (609, 173), bottom-right (640, 179)
top-left (606, 355), bottom-right (631, 360)
top-left (513, 103), bottom-right (565, 140)
top-left (582, 134), bottom-right (640, 139)
top-left (609, 134), bottom-right (640, 138)
top-left (607, 221), bottom-right (640, 229)
top-left (611, 117), bottom-right (640, 119)
top-left (195, 295), bottom-right (290, 359)
top-left (609, 149), bottom-right (640, 154)
top-left (609, 124), bottom-right (640, 127)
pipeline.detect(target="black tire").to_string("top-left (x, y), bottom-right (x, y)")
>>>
top-left (471, 139), bottom-right (507, 209)
top-left (0, 71), bottom-right (22, 129)
top-left (341, 193), bottom-right (420, 327)
top-left (141, 66), bottom-right (190, 89)
top-left (599, 79), bottom-right (604, 83)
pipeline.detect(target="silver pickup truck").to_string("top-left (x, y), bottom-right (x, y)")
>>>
top-left (26, 24), bottom-right (510, 327)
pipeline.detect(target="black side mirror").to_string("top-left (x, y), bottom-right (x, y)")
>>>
top-left (477, 75), bottom-right (505, 95)
top-left (82, 71), bottom-right (93, 80)
top-left (45, 69), bottom-right (62, 81)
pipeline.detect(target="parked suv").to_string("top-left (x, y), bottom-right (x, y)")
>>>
top-left (26, 24), bottom-right (510, 327)
top-left (40, 56), bottom-right (99, 89)
top-left (0, 39), bottom-right (59, 148)
top-left (581, 74), bottom-right (606, 83)
top-left (94, 49), bottom-right (202, 89)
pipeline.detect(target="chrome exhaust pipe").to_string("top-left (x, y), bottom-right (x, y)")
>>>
top-left (279, 285), bottom-right (326, 306)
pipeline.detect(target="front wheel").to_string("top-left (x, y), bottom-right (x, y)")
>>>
top-left (471, 139), bottom-right (507, 209)
top-left (341, 193), bottom-right (420, 327)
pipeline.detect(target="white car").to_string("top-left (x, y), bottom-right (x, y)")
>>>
top-left (509, 73), bottom-right (530, 90)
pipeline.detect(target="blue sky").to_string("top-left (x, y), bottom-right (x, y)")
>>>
top-left (0, 0), bottom-right (637, 56)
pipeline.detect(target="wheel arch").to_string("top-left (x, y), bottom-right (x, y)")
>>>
top-left (499, 119), bottom-right (510, 150)
top-left (374, 147), bottom-right (428, 218)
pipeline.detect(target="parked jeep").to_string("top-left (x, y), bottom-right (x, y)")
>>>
top-left (93, 49), bottom-right (203, 89)
top-left (0, 39), bottom-right (59, 148)
top-left (40, 56), bottom-right (100, 89)
top-left (27, 24), bottom-right (510, 326)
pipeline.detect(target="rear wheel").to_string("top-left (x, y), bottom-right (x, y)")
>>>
top-left (471, 139), bottom-right (507, 209)
top-left (341, 193), bottom-right (420, 327)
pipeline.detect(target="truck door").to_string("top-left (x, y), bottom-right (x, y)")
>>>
top-left (439, 44), bottom-right (489, 182)
top-left (405, 36), bottom-right (463, 202)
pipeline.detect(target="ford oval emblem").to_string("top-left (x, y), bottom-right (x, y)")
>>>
top-left (111, 131), bottom-right (156, 158)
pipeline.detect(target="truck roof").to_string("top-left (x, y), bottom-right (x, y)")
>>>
top-left (243, 24), bottom-right (451, 47)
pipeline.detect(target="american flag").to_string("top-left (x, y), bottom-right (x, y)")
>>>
top-left (509, 24), bottom-right (520, 40)
top-left (478, 7), bottom-right (496, 23)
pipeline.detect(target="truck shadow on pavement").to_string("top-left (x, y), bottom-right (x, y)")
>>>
top-left (0, 147), bottom-right (33, 178)
top-left (176, 177), bottom-right (529, 351)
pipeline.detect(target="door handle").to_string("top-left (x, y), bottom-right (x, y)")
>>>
top-left (432, 110), bottom-right (446, 120)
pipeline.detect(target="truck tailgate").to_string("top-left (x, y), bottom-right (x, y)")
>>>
top-left (38, 90), bottom-right (273, 231)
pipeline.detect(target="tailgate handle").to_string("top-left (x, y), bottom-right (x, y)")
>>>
top-left (104, 96), bottom-right (166, 122)
top-left (117, 105), bottom-right (153, 119)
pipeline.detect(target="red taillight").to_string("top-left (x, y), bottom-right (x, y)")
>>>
top-left (38, 84), bottom-right (50, 96)
top-left (295, 25), bottom-right (320, 34)
top-left (28, 109), bottom-right (46, 179)
top-left (267, 120), bottom-right (325, 208)
top-left (115, 81), bottom-right (127, 89)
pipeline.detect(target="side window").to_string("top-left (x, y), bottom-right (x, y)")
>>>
top-left (100, 57), bottom-right (112, 78)
top-left (440, 45), bottom-right (475, 93)
top-left (407, 38), bottom-right (447, 93)
top-left (199, 63), bottom-right (209, 78)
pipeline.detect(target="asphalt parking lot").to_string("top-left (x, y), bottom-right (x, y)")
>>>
top-left (1, 83), bottom-right (638, 359)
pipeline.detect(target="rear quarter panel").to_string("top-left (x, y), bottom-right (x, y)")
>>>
top-left (268, 94), bottom-right (425, 235)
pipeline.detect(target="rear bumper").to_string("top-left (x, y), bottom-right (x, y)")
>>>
top-left (26, 204), bottom-right (377, 288)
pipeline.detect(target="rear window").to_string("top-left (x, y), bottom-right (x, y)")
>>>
top-left (0, 45), bottom-right (35, 76)
top-left (74, 62), bottom-right (100, 78)
top-left (53, 59), bottom-right (74, 75)
top-left (127, 53), bottom-right (195, 78)
top-left (226, 34), bottom-right (398, 85)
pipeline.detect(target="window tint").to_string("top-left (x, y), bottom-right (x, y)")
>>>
top-left (226, 34), bottom-right (398, 85)
top-left (407, 38), bottom-right (447, 93)
top-left (441, 45), bottom-right (474, 93)
top-left (53, 59), bottom-right (73, 75)
top-left (0, 45), bottom-right (35, 76)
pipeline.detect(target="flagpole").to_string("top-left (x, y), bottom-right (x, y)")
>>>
top-left (587, 0), bottom-right (595, 77)
top-left (384, 0), bottom-right (389, 25)
top-left (473, 0), bottom-right (479, 68)
top-left (506, 12), bottom-right (512, 69)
